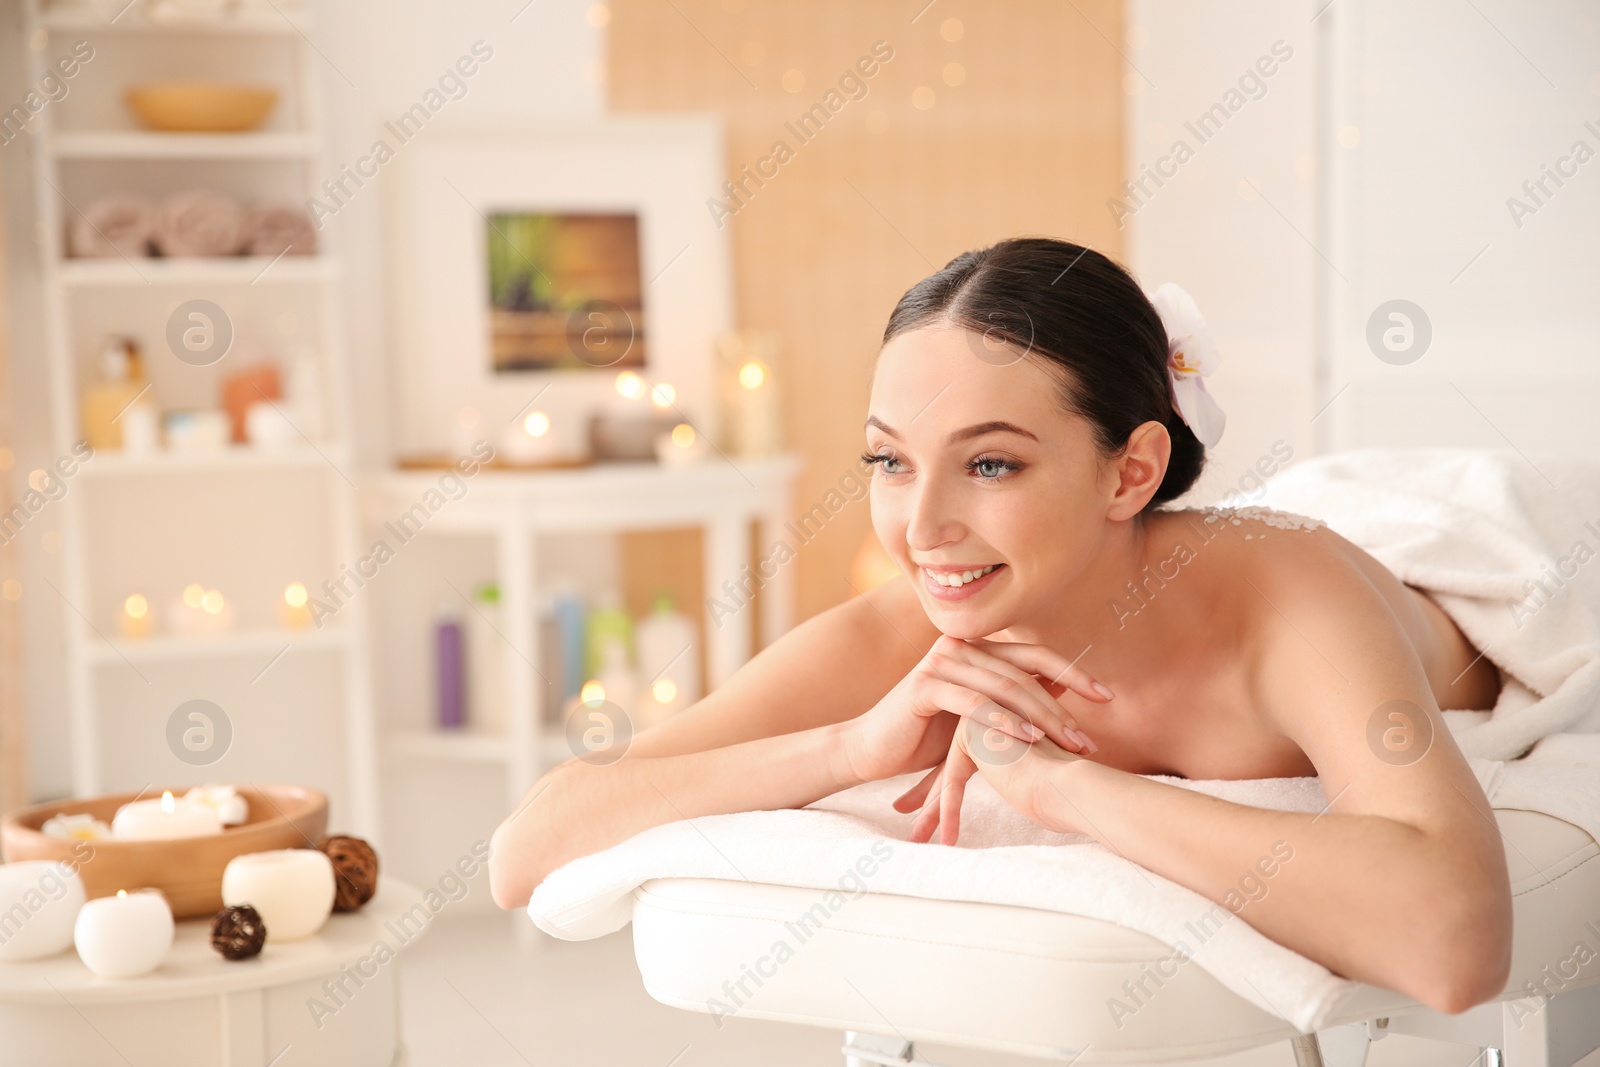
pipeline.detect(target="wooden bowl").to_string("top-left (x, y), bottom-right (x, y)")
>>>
top-left (1, 785), bottom-right (327, 919)
top-left (125, 82), bottom-right (279, 133)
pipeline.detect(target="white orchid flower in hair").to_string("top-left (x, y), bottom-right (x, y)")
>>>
top-left (1148, 282), bottom-right (1226, 449)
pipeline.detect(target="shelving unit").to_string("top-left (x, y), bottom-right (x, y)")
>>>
top-left (37, 9), bottom-right (310, 35)
top-left (75, 442), bottom-right (346, 475)
top-left (81, 625), bottom-right (353, 666)
top-left (366, 454), bottom-right (802, 811)
top-left (23, 0), bottom-right (380, 836)
top-left (58, 255), bottom-right (335, 286)
top-left (53, 131), bottom-right (320, 159)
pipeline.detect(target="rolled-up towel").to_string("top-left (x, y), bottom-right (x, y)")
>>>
top-left (67, 194), bottom-right (157, 259)
top-left (241, 201), bottom-right (317, 257)
top-left (153, 189), bottom-right (244, 257)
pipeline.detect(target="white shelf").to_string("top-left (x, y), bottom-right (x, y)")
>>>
top-left (84, 623), bottom-right (351, 665)
top-left (387, 729), bottom-right (575, 767)
top-left (80, 442), bottom-right (349, 476)
top-left (58, 254), bottom-right (333, 286)
top-left (389, 729), bottom-right (510, 763)
top-left (39, 9), bottom-right (310, 35)
top-left (53, 130), bottom-right (318, 159)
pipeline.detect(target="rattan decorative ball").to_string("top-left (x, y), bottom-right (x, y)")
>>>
top-left (210, 903), bottom-right (266, 961)
top-left (318, 834), bottom-right (378, 912)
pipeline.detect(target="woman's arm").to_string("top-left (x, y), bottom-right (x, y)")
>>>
top-left (1038, 758), bottom-right (1507, 1015)
top-left (487, 574), bottom-right (937, 909)
top-left (489, 718), bottom-right (865, 908)
top-left (489, 572), bottom-right (1109, 908)
top-left (1032, 544), bottom-right (1513, 1015)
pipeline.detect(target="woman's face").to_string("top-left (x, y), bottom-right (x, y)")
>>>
top-left (866, 324), bottom-right (1118, 639)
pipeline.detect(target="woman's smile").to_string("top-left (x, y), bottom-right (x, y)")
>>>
top-left (920, 562), bottom-right (1006, 600)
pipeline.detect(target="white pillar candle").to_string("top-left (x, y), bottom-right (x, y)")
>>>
top-left (182, 783), bottom-right (248, 826)
top-left (110, 791), bottom-right (224, 840)
top-left (73, 890), bottom-right (174, 978)
top-left (0, 860), bottom-right (87, 961)
top-left (221, 849), bottom-right (335, 942)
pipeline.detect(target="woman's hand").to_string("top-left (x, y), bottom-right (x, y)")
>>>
top-left (895, 715), bottom-right (1089, 845)
top-left (840, 633), bottom-right (1108, 786)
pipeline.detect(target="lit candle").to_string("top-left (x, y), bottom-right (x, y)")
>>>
top-left (614, 370), bottom-right (646, 402)
top-left (654, 422), bottom-right (710, 469)
top-left (110, 790), bottom-right (224, 840)
top-left (119, 593), bottom-right (153, 638)
top-left (168, 583), bottom-right (236, 636)
top-left (279, 581), bottom-right (312, 629)
top-left (731, 358), bottom-right (783, 458)
top-left (221, 849), bottom-right (336, 942)
top-left (0, 860), bottom-right (87, 961)
top-left (500, 409), bottom-right (561, 464)
top-left (73, 889), bottom-right (174, 978)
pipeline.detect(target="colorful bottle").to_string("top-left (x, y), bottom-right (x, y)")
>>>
top-left (583, 589), bottom-right (634, 682)
top-left (552, 588), bottom-right (586, 704)
top-left (80, 336), bottom-right (151, 450)
top-left (435, 600), bottom-right (464, 730)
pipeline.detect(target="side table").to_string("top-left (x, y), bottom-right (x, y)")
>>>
top-left (0, 876), bottom-right (427, 1067)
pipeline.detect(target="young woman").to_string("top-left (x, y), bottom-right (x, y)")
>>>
top-left (489, 238), bottom-right (1512, 1016)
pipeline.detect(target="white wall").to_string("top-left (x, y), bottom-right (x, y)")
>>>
top-left (1127, 0), bottom-right (1600, 499)
top-left (309, 0), bottom-right (605, 469)
top-left (1123, 0), bottom-right (1318, 502)
top-left (304, 0), bottom-right (608, 896)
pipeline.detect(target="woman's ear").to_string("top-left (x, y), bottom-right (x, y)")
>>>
top-left (1106, 420), bottom-right (1171, 520)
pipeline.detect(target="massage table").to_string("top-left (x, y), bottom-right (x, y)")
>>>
top-left (625, 807), bottom-right (1600, 1066)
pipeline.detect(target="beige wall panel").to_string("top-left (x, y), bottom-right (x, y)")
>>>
top-left (612, 0), bottom-right (1126, 629)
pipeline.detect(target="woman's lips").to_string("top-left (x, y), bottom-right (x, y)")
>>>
top-left (921, 563), bottom-right (1005, 601)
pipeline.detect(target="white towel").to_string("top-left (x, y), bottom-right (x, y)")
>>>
top-left (528, 447), bottom-right (1600, 1034)
top-left (67, 193), bottom-right (156, 259)
top-left (1255, 446), bottom-right (1600, 760)
top-left (153, 189), bottom-right (244, 258)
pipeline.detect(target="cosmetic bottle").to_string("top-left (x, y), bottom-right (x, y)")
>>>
top-left (584, 589), bottom-right (633, 687)
top-left (636, 591), bottom-right (699, 724)
top-left (80, 336), bottom-right (151, 450)
top-left (552, 586), bottom-right (586, 707)
top-left (435, 600), bottom-right (464, 730)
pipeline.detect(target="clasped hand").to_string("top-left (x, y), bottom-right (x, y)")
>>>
top-left (841, 633), bottom-right (1107, 844)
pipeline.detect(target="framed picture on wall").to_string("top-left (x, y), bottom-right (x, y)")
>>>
top-left (389, 117), bottom-right (731, 457)
top-left (486, 211), bottom-right (647, 372)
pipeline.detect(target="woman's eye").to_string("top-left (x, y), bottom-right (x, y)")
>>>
top-left (860, 450), bottom-right (906, 475)
top-left (967, 455), bottom-right (1019, 480)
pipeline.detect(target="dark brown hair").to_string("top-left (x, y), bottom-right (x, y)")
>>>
top-left (880, 237), bottom-right (1205, 510)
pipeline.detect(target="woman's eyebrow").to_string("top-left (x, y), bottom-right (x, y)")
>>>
top-left (864, 416), bottom-right (1038, 444)
top-left (950, 420), bottom-right (1039, 443)
top-left (864, 415), bottom-right (902, 438)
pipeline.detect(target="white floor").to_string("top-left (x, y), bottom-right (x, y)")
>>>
top-left (395, 911), bottom-right (1578, 1067)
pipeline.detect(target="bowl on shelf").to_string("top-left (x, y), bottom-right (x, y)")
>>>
top-left (125, 81), bottom-right (279, 133)
top-left (0, 784), bottom-right (327, 919)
